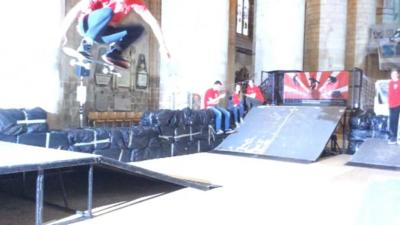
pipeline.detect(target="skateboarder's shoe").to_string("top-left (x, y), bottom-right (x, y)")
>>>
top-left (225, 128), bottom-right (236, 134)
top-left (235, 122), bottom-right (240, 128)
top-left (77, 38), bottom-right (93, 58)
top-left (216, 130), bottom-right (224, 135)
top-left (102, 49), bottom-right (130, 69)
top-left (388, 139), bottom-right (396, 145)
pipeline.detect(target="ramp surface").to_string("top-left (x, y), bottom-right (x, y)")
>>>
top-left (348, 138), bottom-right (400, 170)
top-left (215, 106), bottom-right (345, 162)
top-left (99, 157), bottom-right (218, 191)
top-left (0, 141), bottom-right (98, 174)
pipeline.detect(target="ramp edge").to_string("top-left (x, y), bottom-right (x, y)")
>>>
top-left (98, 157), bottom-right (220, 191)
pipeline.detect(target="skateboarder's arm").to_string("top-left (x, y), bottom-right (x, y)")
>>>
top-left (245, 93), bottom-right (256, 98)
top-left (60, 0), bottom-right (91, 45)
top-left (133, 5), bottom-right (171, 58)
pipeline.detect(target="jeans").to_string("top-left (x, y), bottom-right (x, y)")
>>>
top-left (208, 107), bottom-right (231, 131)
top-left (389, 106), bottom-right (400, 141)
top-left (245, 97), bottom-right (262, 110)
top-left (79, 7), bottom-right (144, 51)
top-left (228, 104), bottom-right (244, 123)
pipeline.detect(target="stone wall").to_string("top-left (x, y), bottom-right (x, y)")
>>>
top-left (304, 0), bottom-right (348, 71)
top-left (346, 0), bottom-right (376, 71)
top-left (304, 0), bottom-right (321, 71)
top-left (159, 0), bottom-right (230, 109)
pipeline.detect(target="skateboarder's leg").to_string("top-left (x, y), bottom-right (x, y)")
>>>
top-left (78, 7), bottom-right (113, 57)
top-left (388, 107), bottom-right (399, 143)
top-left (100, 25), bottom-right (145, 69)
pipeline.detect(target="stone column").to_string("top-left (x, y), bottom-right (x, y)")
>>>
top-left (304, 0), bottom-right (321, 71)
top-left (254, 0), bottom-right (305, 83)
top-left (345, 0), bottom-right (376, 70)
top-left (160, 0), bottom-right (230, 109)
top-left (304, 0), bottom-right (348, 71)
top-left (318, 0), bottom-right (348, 70)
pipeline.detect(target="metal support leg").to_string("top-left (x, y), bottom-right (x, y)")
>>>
top-left (35, 170), bottom-right (44, 225)
top-left (171, 143), bottom-right (175, 157)
top-left (342, 112), bottom-right (347, 152)
top-left (21, 172), bottom-right (27, 196)
top-left (58, 173), bottom-right (69, 208)
top-left (85, 165), bottom-right (94, 218)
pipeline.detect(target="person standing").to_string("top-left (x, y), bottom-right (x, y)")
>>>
top-left (388, 68), bottom-right (400, 144)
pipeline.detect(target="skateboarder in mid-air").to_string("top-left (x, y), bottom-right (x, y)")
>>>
top-left (388, 68), bottom-right (400, 144)
top-left (61, 0), bottom-right (170, 69)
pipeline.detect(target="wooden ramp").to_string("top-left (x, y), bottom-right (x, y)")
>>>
top-left (348, 138), bottom-right (400, 170)
top-left (215, 106), bottom-right (346, 162)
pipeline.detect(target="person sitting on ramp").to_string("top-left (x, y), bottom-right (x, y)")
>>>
top-left (204, 81), bottom-right (234, 135)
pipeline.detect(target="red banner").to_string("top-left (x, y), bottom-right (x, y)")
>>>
top-left (283, 71), bottom-right (349, 106)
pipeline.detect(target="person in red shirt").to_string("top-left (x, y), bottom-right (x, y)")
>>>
top-left (204, 81), bottom-right (233, 135)
top-left (245, 80), bottom-right (265, 110)
top-left (61, 0), bottom-right (170, 69)
top-left (228, 84), bottom-right (245, 128)
top-left (388, 68), bottom-right (400, 144)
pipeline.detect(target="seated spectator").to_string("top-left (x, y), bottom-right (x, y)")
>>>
top-left (245, 80), bottom-right (265, 110)
top-left (204, 81), bottom-right (234, 135)
top-left (228, 84), bottom-right (245, 128)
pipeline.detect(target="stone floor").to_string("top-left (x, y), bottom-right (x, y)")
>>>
top-left (1, 153), bottom-right (400, 225)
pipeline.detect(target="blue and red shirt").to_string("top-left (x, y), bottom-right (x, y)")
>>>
top-left (81, 0), bottom-right (147, 26)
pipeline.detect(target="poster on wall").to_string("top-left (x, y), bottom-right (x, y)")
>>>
top-left (283, 71), bottom-right (349, 106)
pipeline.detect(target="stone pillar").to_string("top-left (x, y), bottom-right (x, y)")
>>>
top-left (254, 0), bottom-right (305, 83)
top-left (345, 0), bottom-right (376, 70)
top-left (304, 0), bottom-right (348, 71)
top-left (318, 0), bottom-right (348, 70)
top-left (160, 0), bottom-right (230, 109)
top-left (304, 0), bottom-right (321, 71)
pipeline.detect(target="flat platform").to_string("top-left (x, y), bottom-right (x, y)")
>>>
top-left (348, 138), bottom-right (400, 170)
top-left (215, 106), bottom-right (345, 162)
top-left (73, 154), bottom-right (400, 225)
top-left (0, 141), bottom-right (99, 175)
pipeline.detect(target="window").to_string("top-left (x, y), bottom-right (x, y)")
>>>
top-left (236, 0), bottom-right (250, 36)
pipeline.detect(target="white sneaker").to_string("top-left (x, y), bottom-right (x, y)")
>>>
top-left (235, 122), bottom-right (240, 128)
top-left (225, 129), bottom-right (236, 134)
top-left (239, 118), bottom-right (244, 124)
top-left (216, 130), bottom-right (224, 135)
top-left (388, 140), bottom-right (396, 145)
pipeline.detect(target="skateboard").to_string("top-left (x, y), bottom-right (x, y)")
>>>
top-left (62, 47), bottom-right (123, 77)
